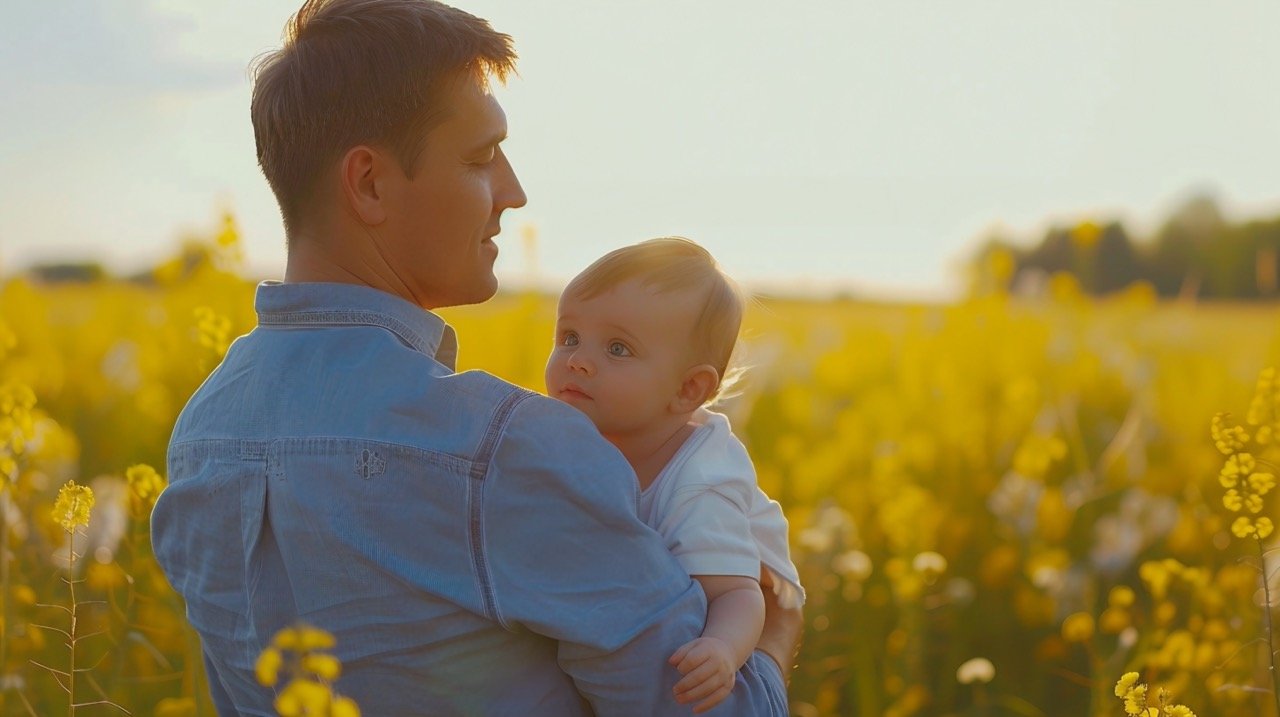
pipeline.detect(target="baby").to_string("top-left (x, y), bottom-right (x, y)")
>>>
top-left (545, 237), bottom-right (804, 713)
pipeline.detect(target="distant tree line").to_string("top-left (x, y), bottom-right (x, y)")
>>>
top-left (974, 195), bottom-right (1280, 300)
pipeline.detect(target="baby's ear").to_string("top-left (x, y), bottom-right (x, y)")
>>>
top-left (671, 364), bottom-right (719, 413)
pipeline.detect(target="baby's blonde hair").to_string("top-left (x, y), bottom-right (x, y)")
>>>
top-left (565, 237), bottom-right (744, 403)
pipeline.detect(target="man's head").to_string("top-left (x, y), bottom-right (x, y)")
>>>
top-left (253, 0), bottom-right (526, 307)
top-left (545, 238), bottom-right (745, 436)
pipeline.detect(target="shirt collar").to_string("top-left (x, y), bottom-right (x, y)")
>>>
top-left (254, 280), bottom-right (458, 370)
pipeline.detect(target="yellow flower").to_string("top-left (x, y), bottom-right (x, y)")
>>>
top-left (297, 624), bottom-right (337, 652)
top-left (1211, 413), bottom-right (1248, 455)
top-left (1108, 585), bottom-right (1135, 608)
top-left (332, 697), bottom-right (362, 717)
top-left (1219, 453), bottom-right (1255, 488)
top-left (1248, 368), bottom-right (1276, 425)
top-left (1248, 471), bottom-right (1275, 494)
top-left (1114, 672), bottom-right (1141, 698)
top-left (1222, 489), bottom-right (1243, 512)
top-left (1139, 561), bottom-right (1172, 601)
top-left (1245, 493), bottom-right (1264, 514)
top-left (257, 623), bottom-right (363, 715)
top-left (302, 653), bottom-right (341, 682)
top-left (1257, 424), bottom-right (1274, 445)
top-left (255, 647), bottom-right (283, 687)
top-left (51, 480), bottom-right (95, 532)
top-left (275, 678), bottom-right (332, 717)
top-left (1061, 612), bottom-right (1095, 643)
top-left (0, 382), bottom-right (36, 418)
top-left (1123, 684), bottom-right (1148, 715)
top-left (125, 463), bottom-right (166, 502)
top-left (1231, 516), bottom-right (1268, 538)
top-left (272, 626), bottom-right (301, 651)
top-left (1099, 607), bottom-right (1130, 634)
top-left (1257, 517), bottom-right (1274, 538)
top-left (194, 306), bottom-right (233, 356)
top-left (1166, 706), bottom-right (1196, 717)
top-left (0, 383), bottom-right (37, 468)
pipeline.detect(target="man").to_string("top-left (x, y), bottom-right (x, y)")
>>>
top-left (151, 0), bottom-right (802, 714)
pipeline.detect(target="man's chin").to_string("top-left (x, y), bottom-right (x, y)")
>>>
top-left (461, 274), bottom-right (499, 306)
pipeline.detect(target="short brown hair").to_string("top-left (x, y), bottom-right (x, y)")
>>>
top-left (565, 237), bottom-right (745, 401)
top-left (251, 0), bottom-right (516, 238)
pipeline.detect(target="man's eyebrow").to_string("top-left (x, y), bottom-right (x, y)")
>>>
top-left (467, 130), bottom-right (507, 153)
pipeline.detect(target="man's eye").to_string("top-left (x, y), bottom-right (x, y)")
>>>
top-left (607, 341), bottom-right (631, 357)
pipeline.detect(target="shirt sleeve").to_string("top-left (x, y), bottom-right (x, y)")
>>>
top-left (658, 485), bottom-right (761, 579)
top-left (483, 396), bottom-right (788, 716)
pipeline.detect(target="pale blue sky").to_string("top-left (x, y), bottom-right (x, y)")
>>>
top-left (2, 1), bottom-right (1278, 298)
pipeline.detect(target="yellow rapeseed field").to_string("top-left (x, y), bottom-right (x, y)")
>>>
top-left (1, 216), bottom-right (1277, 716)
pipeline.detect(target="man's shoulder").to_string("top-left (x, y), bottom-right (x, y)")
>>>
top-left (483, 386), bottom-right (637, 500)
top-left (438, 371), bottom-right (588, 431)
top-left (434, 372), bottom-right (624, 466)
top-left (488, 383), bottom-right (619, 454)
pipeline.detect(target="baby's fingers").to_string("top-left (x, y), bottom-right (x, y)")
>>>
top-left (692, 684), bottom-right (733, 714)
top-left (669, 641), bottom-right (695, 667)
top-left (673, 647), bottom-right (710, 676)
top-left (673, 661), bottom-right (719, 700)
top-left (676, 669), bottom-right (730, 706)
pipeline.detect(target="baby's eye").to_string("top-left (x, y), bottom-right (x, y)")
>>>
top-left (607, 341), bottom-right (632, 357)
top-left (560, 331), bottom-right (579, 347)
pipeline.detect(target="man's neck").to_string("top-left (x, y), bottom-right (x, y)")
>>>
top-left (284, 233), bottom-right (423, 308)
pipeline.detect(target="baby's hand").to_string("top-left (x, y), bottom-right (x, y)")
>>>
top-left (668, 636), bottom-right (738, 713)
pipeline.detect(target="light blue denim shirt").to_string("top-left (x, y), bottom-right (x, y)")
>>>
top-left (151, 280), bottom-right (789, 716)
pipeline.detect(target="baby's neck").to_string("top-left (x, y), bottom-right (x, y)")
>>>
top-left (606, 413), bottom-right (699, 491)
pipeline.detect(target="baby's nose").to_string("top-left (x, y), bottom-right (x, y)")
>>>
top-left (567, 351), bottom-right (592, 374)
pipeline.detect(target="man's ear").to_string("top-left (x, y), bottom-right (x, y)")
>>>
top-left (671, 364), bottom-right (720, 413)
top-left (339, 145), bottom-right (389, 226)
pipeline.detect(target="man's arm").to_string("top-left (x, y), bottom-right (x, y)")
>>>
top-left (758, 582), bottom-right (804, 683)
top-left (482, 397), bottom-right (795, 715)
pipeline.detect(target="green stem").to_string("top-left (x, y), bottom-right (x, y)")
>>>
top-left (67, 529), bottom-right (76, 717)
top-left (1259, 537), bottom-right (1279, 717)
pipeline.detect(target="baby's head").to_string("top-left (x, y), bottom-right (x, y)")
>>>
top-left (545, 237), bottom-right (744, 437)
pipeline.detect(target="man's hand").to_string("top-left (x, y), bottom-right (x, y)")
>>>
top-left (669, 636), bottom-right (738, 713)
top-left (756, 588), bottom-right (803, 683)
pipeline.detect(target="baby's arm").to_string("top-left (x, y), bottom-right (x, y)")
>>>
top-left (669, 574), bottom-right (766, 713)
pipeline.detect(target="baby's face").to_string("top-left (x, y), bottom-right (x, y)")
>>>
top-left (545, 278), bottom-right (702, 438)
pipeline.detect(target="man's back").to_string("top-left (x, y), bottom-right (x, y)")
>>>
top-left (152, 281), bottom-right (789, 715)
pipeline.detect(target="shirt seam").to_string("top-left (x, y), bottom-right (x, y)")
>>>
top-left (259, 310), bottom-right (441, 358)
top-left (169, 436), bottom-right (471, 470)
top-left (467, 387), bottom-right (536, 626)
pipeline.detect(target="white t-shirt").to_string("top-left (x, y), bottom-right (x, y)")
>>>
top-left (638, 408), bottom-right (805, 609)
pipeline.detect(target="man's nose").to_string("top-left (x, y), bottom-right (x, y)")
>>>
top-left (496, 148), bottom-right (527, 210)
